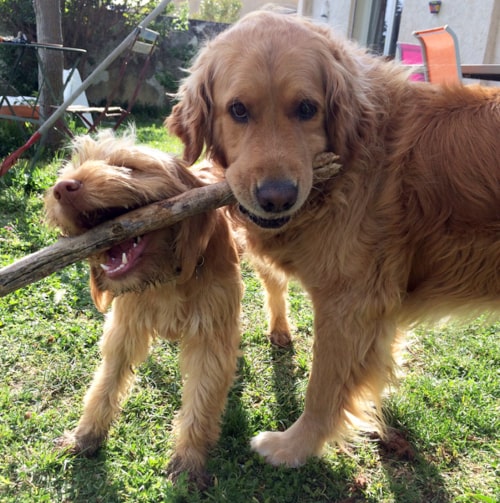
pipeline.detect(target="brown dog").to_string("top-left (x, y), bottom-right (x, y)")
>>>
top-left (167, 11), bottom-right (500, 467)
top-left (44, 129), bottom-right (243, 488)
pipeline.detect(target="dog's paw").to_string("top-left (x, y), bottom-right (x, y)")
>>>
top-left (251, 416), bottom-right (324, 467)
top-left (166, 455), bottom-right (213, 491)
top-left (251, 431), bottom-right (308, 467)
top-left (370, 427), bottom-right (415, 461)
top-left (268, 329), bottom-right (292, 348)
top-left (55, 430), bottom-right (103, 457)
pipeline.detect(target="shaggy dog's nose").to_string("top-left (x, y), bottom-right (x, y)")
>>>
top-left (53, 179), bottom-right (82, 202)
top-left (256, 180), bottom-right (298, 213)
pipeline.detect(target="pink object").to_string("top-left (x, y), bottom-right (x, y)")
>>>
top-left (396, 42), bottom-right (425, 81)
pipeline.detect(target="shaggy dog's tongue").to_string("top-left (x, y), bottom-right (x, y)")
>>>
top-left (100, 236), bottom-right (146, 278)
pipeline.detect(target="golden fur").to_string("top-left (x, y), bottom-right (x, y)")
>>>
top-left (44, 129), bottom-right (243, 488)
top-left (167, 11), bottom-right (500, 467)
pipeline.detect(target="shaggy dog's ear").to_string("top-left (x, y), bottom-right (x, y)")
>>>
top-left (165, 57), bottom-right (214, 165)
top-left (174, 212), bottom-right (217, 284)
top-left (89, 267), bottom-right (114, 312)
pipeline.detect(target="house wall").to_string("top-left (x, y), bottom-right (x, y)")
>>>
top-left (398, 0), bottom-right (500, 65)
top-left (302, 0), bottom-right (499, 84)
top-left (299, 0), bottom-right (354, 35)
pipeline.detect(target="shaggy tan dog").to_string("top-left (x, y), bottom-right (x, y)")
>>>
top-left (167, 11), bottom-right (500, 467)
top-left (44, 129), bottom-right (243, 488)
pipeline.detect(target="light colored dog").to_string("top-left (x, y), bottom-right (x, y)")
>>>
top-left (44, 129), bottom-right (243, 488)
top-left (167, 11), bottom-right (500, 468)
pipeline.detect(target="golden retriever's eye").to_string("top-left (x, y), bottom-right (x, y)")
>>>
top-left (229, 101), bottom-right (249, 123)
top-left (297, 100), bottom-right (317, 121)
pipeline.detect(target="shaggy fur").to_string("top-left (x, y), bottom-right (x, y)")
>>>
top-left (44, 129), bottom-right (243, 488)
top-left (167, 11), bottom-right (500, 467)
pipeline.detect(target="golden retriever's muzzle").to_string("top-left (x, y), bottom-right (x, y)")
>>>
top-left (237, 179), bottom-right (299, 229)
top-left (238, 205), bottom-right (292, 229)
top-left (256, 180), bottom-right (298, 213)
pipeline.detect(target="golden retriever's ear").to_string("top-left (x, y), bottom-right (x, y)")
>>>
top-left (89, 267), bottom-right (114, 312)
top-left (174, 212), bottom-right (217, 284)
top-left (318, 31), bottom-right (378, 163)
top-left (165, 74), bottom-right (212, 165)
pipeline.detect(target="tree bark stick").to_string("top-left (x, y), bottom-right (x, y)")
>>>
top-left (0, 159), bottom-right (341, 297)
top-left (0, 181), bottom-right (234, 297)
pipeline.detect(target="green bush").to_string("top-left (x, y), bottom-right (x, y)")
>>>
top-left (0, 119), bottom-right (36, 158)
top-left (193, 0), bottom-right (241, 23)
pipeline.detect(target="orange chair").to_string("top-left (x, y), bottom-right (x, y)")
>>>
top-left (413, 25), bottom-right (462, 85)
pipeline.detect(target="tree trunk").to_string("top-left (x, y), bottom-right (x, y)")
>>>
top-left (33, 0), bottom-right (65, 149)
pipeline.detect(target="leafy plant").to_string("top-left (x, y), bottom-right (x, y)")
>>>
top-left (0, 120), bottom-right (36, 158)
top-left (192, 0), bottom-right (241, 24)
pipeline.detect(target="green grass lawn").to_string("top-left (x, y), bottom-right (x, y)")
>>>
top-left (0, 123), bottom-right (498, 503)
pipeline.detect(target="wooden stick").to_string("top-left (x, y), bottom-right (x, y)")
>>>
top-left (0, 159), bottom-right (341, 297)
top-left (0, 181), bottom-right (233, 297)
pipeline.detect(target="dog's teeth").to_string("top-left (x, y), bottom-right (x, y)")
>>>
top-left (122, 252), bottom-right (128, 265)
top-left (100, 264), bottom-right (111, 271)
top-left (133, 236), bottom-right (141, 247)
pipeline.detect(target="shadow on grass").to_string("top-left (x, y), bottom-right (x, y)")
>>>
top-left (217, 342), bottom-right (453, 502)
top-left (270, 343), bottom-right (303, 429)
top-left (373, 411), bottom-right (453, 503)
top-left (41, 351), bottom-right (452, 502)
top-left (208, 353), bottom-right (357, 502)
top-left (31, 451), bottom-right (125, 503)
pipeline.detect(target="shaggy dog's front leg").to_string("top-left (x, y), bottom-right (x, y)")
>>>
top-left (166, 317), bottom-right (240, 489)
top-left (57, 299), bottom-right (151, 455)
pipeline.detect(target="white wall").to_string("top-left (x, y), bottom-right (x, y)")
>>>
top-left (299, 0), bottom-right (354, 36)
top-left (398, 0), bottom-right (500, 65)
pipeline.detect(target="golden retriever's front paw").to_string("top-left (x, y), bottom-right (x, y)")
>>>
top-left (268, 329), bottom-right (292, 348)
top-left (250, 431), bottom-right (309, 467)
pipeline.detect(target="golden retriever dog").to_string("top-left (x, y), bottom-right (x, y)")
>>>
top-left (167, 11), bottom-right (500, 468)
top-left (44, 129), bottom-right (243, 488)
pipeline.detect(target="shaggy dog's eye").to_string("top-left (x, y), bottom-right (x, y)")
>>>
top-left (229, 101), bottom-right (249, 123)
top-left (297, 100), bottom-right (317, 121)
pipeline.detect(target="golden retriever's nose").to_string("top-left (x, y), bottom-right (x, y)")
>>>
top-left (256, 180), bottom-right (298, 213)
top-left (53, 179), bottom-right (82, 202)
